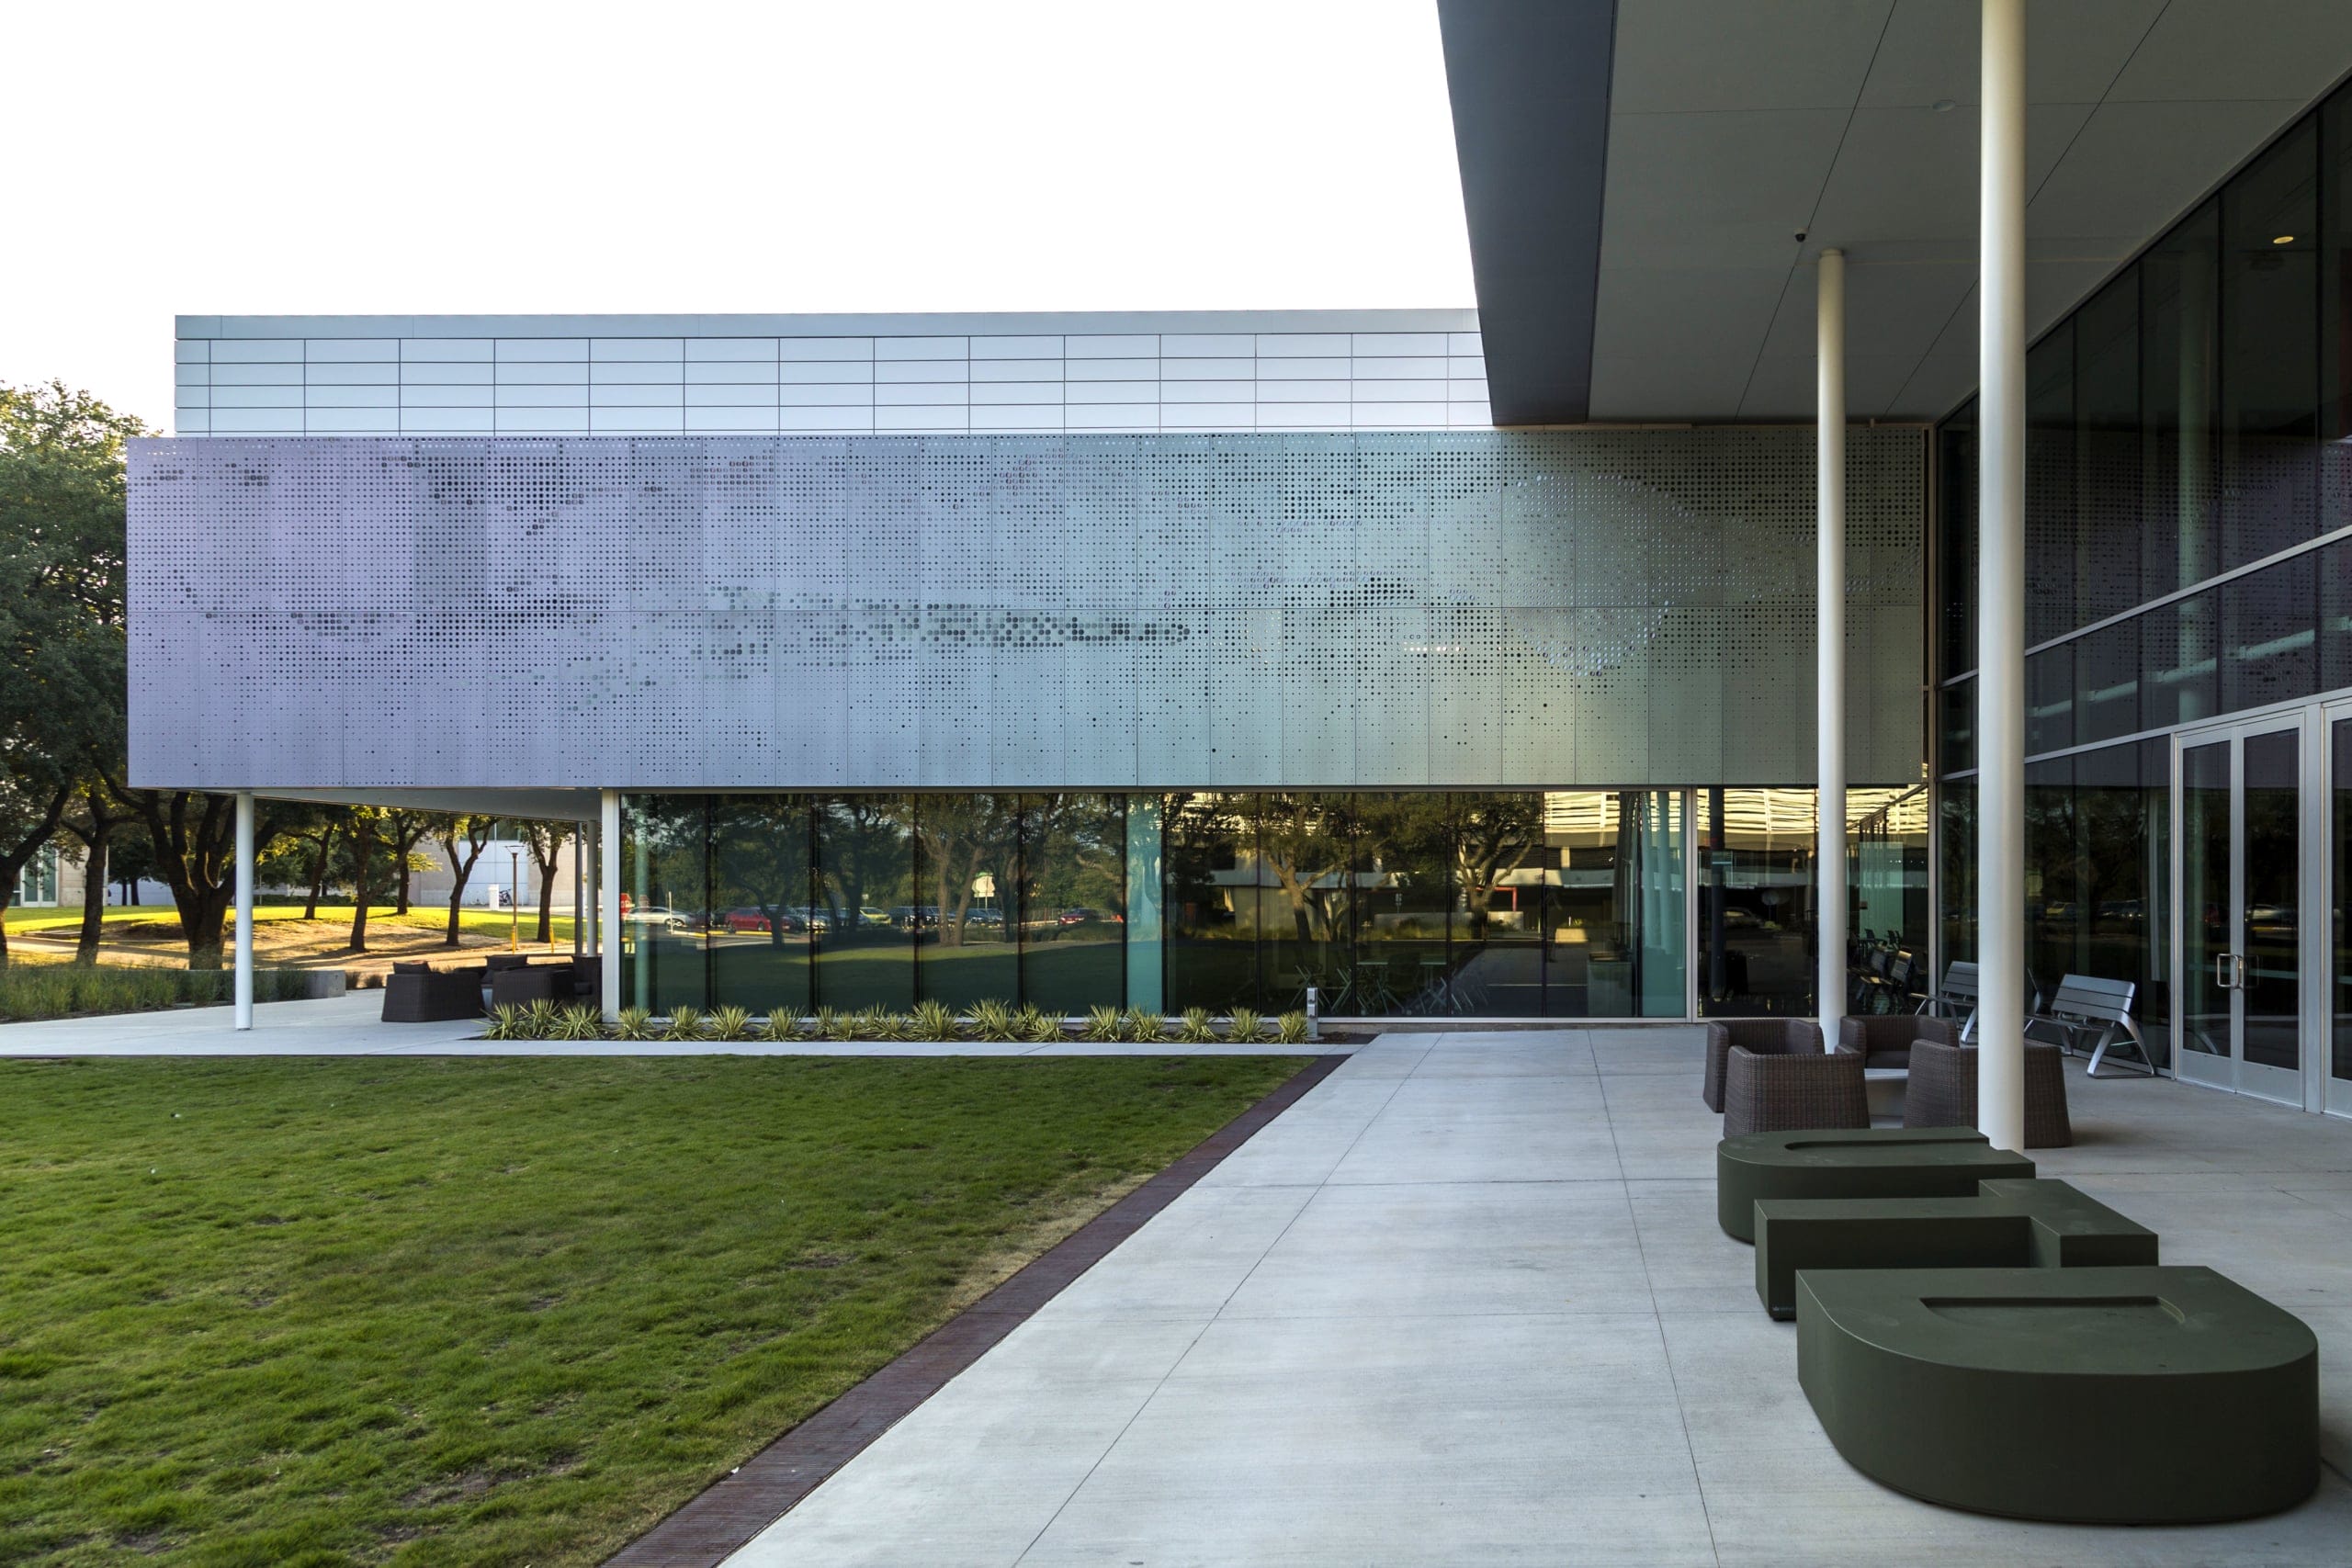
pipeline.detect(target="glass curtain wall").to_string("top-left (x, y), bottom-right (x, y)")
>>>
top-left (1541, 791), bottom-right (1686, 1019)
top-left (1939, 75), bottom-right (2352, 1024)
top-left (2333, 717), bottom-right (2351, 1089)
top-left (626, 790), bottom-right (1738, 1019)
top-left (1019, 794), bottom-right (1126, 1015)
top-left (1945, 85), bottom-right (2346, 679)
top-left (1848, 784), bottom-right (1931, 1010)
top-left (1697, 789), bottom-right (1819, 1017)
top-left (2020, 741), bottom-right (2175, 1065)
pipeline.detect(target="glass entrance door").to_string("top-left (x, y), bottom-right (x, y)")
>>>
top-left (2177, 718), bottom-right (2306, 1104)
top-left (2328, 705), bottom-right (2352, 1119)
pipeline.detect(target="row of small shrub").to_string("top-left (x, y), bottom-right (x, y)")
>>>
top-left (482, 998), bottom-right (1313, 1044)
top-left (0, 964), bottom-right (313, 1023)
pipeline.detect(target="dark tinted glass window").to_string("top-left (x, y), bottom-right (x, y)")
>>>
top-left (2322, 536), bottom-right (2352, 694)
top-left (2142, 587), bottom-right (2219, 728)
top-left (2323, 81), bottom-right (2352, 527)
top-left (1939, 400), bottom-right (1978, 678)
top-left (2142, 198), bottom-right (2222, 593)
top-left (2073, 273), bottom-right (2143, 622)
top-left (2027, 639), bottom-right (2075, 755)
top-left (1939, 779), bottom-right (1976, 965)
top-left (2027, 322), bottom-right (2076, 643)
top-left (1940, 675), bottom-right (1975, 776)
top-left (2073, 615), bottom-right (2142, 746)
top-left (2219, 118), bottom-right (2320, 570)
top-left (2221, 550), bottom-right (2319, 713)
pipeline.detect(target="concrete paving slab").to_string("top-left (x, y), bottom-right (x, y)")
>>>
top-left (674, 1025), bottom-right (2352, 1565)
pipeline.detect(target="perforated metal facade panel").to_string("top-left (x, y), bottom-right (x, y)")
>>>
top-left (127, 429), bottom-right (1923, 791)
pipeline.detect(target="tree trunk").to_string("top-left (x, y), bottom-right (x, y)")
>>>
top-left (303, 823), bottom-right (336, 919)
top-left (396, 832), bottom-right (414, 916)
top-left (75, 833), bottom-right (108, 966)
top-left (0, 784), bottom-right (76, 974)
top-left (348, 827), bottom-right (375, 953)
top-left (182, 886), bottom-right (233, 969)
top-left (536, 863), bottom-right (556, 943)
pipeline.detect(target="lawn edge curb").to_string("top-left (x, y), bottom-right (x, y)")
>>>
top-left (603, 1051), bottom-right (1351, 1567)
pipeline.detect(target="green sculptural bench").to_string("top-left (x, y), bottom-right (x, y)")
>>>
top-left (1797, 1264), bottom-right (2319, 1524)
top-left (1715, 1127), bottom-right (2036, 1243)
top-left (1752, 1177), bottom-right (2156, 1319)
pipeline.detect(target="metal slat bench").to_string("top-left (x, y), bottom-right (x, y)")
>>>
top-left (2025, 972), bottom-right (2155, 1078)
top-left (1917, 959), bottom-right (1980, 1040)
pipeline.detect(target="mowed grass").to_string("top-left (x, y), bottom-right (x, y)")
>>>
top-left (0, 1054), bottom-right (1303, 1566)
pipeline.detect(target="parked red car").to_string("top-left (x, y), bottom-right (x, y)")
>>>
top-left (724, 907), bottom-right (803, 934)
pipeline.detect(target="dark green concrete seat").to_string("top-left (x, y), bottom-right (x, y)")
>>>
top-left (1715, 1127), bottom-right (2035, 1242)
top-left (1797, 1265), bottom-right (2318, 1524)
top-left (1752, 1178), bottom-right (2154, 1318)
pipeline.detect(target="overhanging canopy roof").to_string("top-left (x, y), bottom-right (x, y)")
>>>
top-left (1441, 0), bottom-right (2352, 424)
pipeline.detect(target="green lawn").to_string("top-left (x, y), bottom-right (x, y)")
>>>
top-left (0, 1055), bottom-right (1300, 1565)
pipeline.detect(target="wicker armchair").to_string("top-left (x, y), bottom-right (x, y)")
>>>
top-left (1904, 1038), bottom-right (2074, 1148)
top-left (490, 962), bottom-right (576, 1009)
top-left (1702, 1018), bottom-right (1825, 1112)
top-left (1838, 1013), bottom-right (1954, 1071)
top-left (1723, 1044), bottom-right (1869, 1137)
top-left (381, 962), bottom-right (488, 1023)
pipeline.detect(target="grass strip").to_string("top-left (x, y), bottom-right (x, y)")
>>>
top-left (0, 1053), bottom-right (1301, 1565)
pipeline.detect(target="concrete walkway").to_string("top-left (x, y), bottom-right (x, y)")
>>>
top-left (0, 992), bottom-right (1334, 1057)
top-left (721, 1028), bottom-right (2352, 1568)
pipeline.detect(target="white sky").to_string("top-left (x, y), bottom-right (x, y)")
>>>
top-left (0, 0), bottom-right (1473, 433)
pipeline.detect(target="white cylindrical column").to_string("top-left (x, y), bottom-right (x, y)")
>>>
top-left (1816, 247), bottom-right (1847, 1048)
top-left (599, 789), bottom-right (622, 1019)
top-left (1975, 0), bottom-right (2028, 1151)
top-left (233, 791), bottom-right (255, 1031)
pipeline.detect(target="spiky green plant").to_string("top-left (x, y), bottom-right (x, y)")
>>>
top-left (1177, 1006), bottom-right (1218, 1043)
top-left (811, 1006), bottom-right (844, 1041)
top-left (1227, 1008), bottom-right (1266, 1044)
top-left (611, 1006), bottom-right (655, 1041)
top-left (912, 998), bottom-right (960, 1042)
top-left (1012, 1004), bottom-right (1062, 1043)
top-left (1125, 1007), bottom-right (1168, 1043)
top-left (707, 1005), bottom-right (753, 1042)
top-left (1276, 1010), bottom-right (1311, 1043)
top-left (1084, 1004), bottom-right (1126, 1043)
top-left (849, 1005), bottom-right (895, 1042)
top-left (757, 1008), bottom-right (802, 1042)
top-left (966, 998), bottom-right (1017, 1042)
top-left (521, 998), bottom-right (562, 1040)
top-left (482, 1002), bottom-right (526, 1041)
top-left (553, 1003), bottom-right (604, 1041)
top-left (662, 1005), bottom-right (705, 1043)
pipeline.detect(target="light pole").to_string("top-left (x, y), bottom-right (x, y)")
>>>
top-left (508, 848), bottom-right (521, 952)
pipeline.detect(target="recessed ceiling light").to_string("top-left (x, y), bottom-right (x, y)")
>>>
top-left (1931, 99), bottom-right (1957, 113)
top-left (2272, 234), bottom-right (2295, 244)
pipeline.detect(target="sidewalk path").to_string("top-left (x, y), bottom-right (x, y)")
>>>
top-left (715, 1028), bottom-right (2352, 1568)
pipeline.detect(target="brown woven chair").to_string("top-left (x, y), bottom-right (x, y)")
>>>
top-left (1723, 1044), bottom-right (1868, 1136)
top-left (490, 962), bottom-right (576, 1009)
top-left (1904, 1038), bottom-right (2074, 1148)
top-left (1702, 1018), bottom-right (1825, 1111)
top-left (1838, 1013), bottom-right (1954, 1071)
top-left (380, 962), bottom-right (488, 1023)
